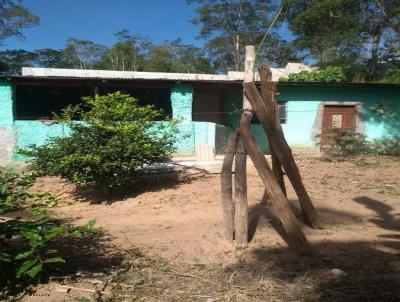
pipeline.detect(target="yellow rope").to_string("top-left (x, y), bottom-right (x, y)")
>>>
top-left (255, 5), bottom-right (285, 57)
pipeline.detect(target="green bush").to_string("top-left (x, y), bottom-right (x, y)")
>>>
top-left (0, 167), bottom-right (96, 292)
top-left (279, 66), bottom-right (347, 83)
top-left (322, 128), bottom-right (400, 158)
top-left (368, 137), bottom-right (400, 157)
top-left (379, 68), bottom-right (400, 84)
top-left (322, 128), bottom-right (369, 158)
top-left (21, 92), bottom-right (178, 191)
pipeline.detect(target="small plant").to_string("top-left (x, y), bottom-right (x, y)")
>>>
top-left (322, 128), bottom-right (368, 158)
top-left (0, 167), bottom-right (96, 294)
top-left (21, 92), bottom-right (178, 192)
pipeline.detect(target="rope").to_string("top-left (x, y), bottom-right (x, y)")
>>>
top-left (255, 4), bottom-right (285, 57)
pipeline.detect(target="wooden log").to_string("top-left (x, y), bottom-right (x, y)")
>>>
top-left (220, 131), bottom-right (239, 241)
top-left (259, 65), bottom-right (286, 197)
top-left (234, 45), bottom-right (255, 247)
top-left (238, 127), bottom-right (310, 253)
top-left (243, 81), bottom-right (321, 229)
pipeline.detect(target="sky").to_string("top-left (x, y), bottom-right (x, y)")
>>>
top-left (2, 0), bottom-right (203, 51)
top-left (2, 0), bottom-right (293, 52)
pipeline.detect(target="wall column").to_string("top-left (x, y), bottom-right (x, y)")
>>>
top-left (171, 83), bottom-right (194, 155)
top-left (0, 81), bottom-right (15, 164)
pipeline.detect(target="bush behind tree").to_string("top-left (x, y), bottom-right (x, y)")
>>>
top-left (20, 92), bottom-right (178, 191)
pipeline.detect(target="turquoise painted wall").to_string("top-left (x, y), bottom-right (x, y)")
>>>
top-left (12, 121), bottom-right (71, 161)
top-left (223, 85), bottom-right (400, 150)
top-left (171, 84), bottom-right (195, 155)
top-left (8, 83), bottom-right (218, 161)
top-left (2, 80), bottom-right (399, 162)
top-left (279, 85), bottom-right (400, 144)
top-left (0, 81), bottom-right (13, 130)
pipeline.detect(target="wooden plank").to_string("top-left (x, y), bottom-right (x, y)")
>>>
top-left (243, 81), bottom-right (321, 229)
top-left (238, 127), bottom-right (311, 253)
top-left (234, 45), bottom-right (256, 247)
top-left (220, 131), bottom-right (239, 241)
top-left (259, 65), bottom-right (286, 197)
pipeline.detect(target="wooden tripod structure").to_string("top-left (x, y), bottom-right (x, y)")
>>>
top-left (220, 46), bottom-right (321, 253)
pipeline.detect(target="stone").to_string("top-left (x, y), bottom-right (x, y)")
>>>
top-left (331, 268), bottom-right (348, 277)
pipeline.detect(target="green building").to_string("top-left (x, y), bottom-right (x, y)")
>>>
top-left (0, 68), bottom-right (399, 164)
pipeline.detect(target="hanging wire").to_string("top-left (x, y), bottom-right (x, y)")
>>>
top-left (16, 108), bottom-right (329, 120)
top-left (255, 4), bottom-right (285, 57)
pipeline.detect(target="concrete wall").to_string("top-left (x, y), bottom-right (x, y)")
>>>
top-left (0, 81), bottom-right (218, 162)
top-left (0, 81), bottom-right (15, 165)
top-left (220, 85), bottom-right (400, 152)
top-left (171, 84), bottom-right (217, 157)
top-left (1, 79), bottom-right (399, 162)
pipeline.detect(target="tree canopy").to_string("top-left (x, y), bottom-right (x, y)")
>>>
top-left (188, 0), bottom-right (299, 72)
top-left (0, 0), bottom-right (39, 44)
top-left (285, 0), bottom-right (400, 81)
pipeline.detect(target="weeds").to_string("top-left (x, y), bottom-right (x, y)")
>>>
top-left (0, 167), bottom-right (96, 297)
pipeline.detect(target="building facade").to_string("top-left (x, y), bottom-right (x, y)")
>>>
top-left (0, 68), bottom-right (399, 164)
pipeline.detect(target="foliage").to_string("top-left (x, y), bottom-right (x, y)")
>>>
top-left (379, 68), bottom-right (400, 84)
top-left (0, 0), bottom-right (39, 44)
top-left (279, 66), bottom-right (346, 82)
top-left (21, 92), bottom-right (178, 190)
top-left (0, 167), bottom-right (96, 292)
top-left (144, 39), bottom-right (212, 73)
top-left (322, 128), bottom-right (400, 159)
top-left (188, 0), bottom-right (298, 72)
top-left (285, 0), bottom-right (400, 81)
top-left (322, 128), bottom-right (369, 158)
top-left (0, 49), bottom-right (37, 75)
top-left (63, 38), bottom-right (108, 70)
top-left (368, 137), bottom-right (400, 157)
top-left (101, 30), bottom-right (151, 71)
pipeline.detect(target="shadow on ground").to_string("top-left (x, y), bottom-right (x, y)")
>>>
top-left (73, 167), bottom-right (205, 204)
top-left (235, 195), bottom-right (400, 301)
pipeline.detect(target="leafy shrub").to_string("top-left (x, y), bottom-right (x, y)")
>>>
top-left (368, 137), bottom-right (400, 157)
top-left (0, 167), bottom-right (96, 292)
top-left (322, 128), bottom-right (369, 158)
top-left (322, 128), bottom-right (400, 159)
top-left (21, 92), bottom-right (178, 191)
top-left (379, 68), bottom-right (400, 84)
top-left (279, 66), bottom-right (346, 83)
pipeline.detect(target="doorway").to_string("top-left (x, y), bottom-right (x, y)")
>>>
top-left (321, 105), bottom-right (356, 147)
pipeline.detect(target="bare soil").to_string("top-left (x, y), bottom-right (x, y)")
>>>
top-left (17, 155), bottom-right (400, 301)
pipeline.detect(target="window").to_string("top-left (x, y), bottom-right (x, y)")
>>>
top-left (251, 100), bottom-right (288, 124)
top-left (16, 86), bottom-right (92, 119)
top-left (278, 101), bottom-right (288, 124)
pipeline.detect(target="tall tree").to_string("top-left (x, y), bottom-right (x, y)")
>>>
top-left (145, 39), bottom-right (212, 73)
top-left (188, 0), bottom-right (295, 72)
top-left (286, 0), bottom-right (400, 80)
top-left (101, 30), bottom-right (151, 71)
top-left (0, 0), bottom-right (39, 44)
top-left (63, 38), bottom-right (107, 69)
top-left (0, 49), bottom-right (37, 74)
top-left (35, 48), bottom-right (73, 68)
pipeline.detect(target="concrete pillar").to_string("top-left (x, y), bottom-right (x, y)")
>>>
top-left (170, 83), bottom-right (195, 155)
top-left (0, 81), bottom-right (15, 164)
top-left (171, 83), bottom-right (193, 121)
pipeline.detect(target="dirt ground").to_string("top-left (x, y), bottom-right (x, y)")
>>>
top-left (17, 154), bottom-right (400, 301)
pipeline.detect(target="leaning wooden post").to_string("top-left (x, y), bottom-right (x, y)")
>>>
top-left (259, 65), bottom-right (286, 197)
top-left (234, 45), bottom-right (255, 247)
top-left (220, 131), bottom-right (239, 241)
top-left (238, 126), bottom-right (311, 253)
top-left (244, 82), bottom-right (321, 229)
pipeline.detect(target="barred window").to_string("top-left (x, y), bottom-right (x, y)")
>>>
top-left (278, 101), bottom-right (288, 124)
